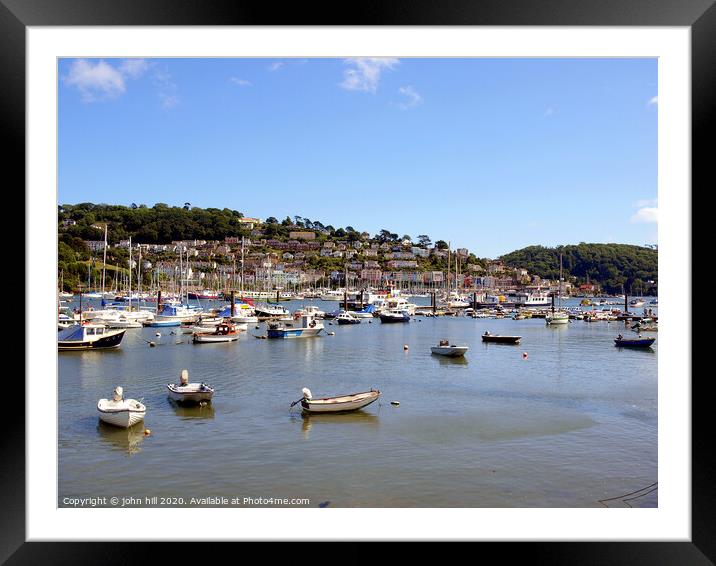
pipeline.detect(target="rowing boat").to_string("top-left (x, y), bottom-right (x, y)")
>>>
top-left (292, 388), bottom-right (380, 413)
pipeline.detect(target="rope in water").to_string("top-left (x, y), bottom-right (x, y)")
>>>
top-left (598, 482), bottom-right (658, 507)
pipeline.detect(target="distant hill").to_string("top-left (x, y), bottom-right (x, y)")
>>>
top-left (499, 243), bottom-right (657, 295)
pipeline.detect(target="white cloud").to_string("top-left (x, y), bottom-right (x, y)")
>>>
top-left (630, 207), bottom-right (658, 224)
top-left (119, 58), bottom-right (150, 79)
top-left (230, 77), bottom-right (252, 87)
top-left (648, 95), bottom-right (658, 106)
top-left (268, 62), bottom-right (285, 72)
top-left (396, 85), bottom-right (423, 110)
top-left (635, 198), bottom-right (658, 208)
top-left (153, 66), bottom-right (179, 109)
top-left (63, 59), bottom-right (126, 101)
top-left (544, 107), bottom-right (555, 117)
top-left (64, 58), bottom-right (154, 102)
top-left (340, 58), bottom-right (399, 93)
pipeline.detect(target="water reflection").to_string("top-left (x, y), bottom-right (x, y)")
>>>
top-left (97, 421), bottom-right (145, 455)
top-left (168, 399), bottom-right (216, 419)
top-left (296, 411), bottom-right (380, 439)
top-left (433, 355), bottom-right (469, 367)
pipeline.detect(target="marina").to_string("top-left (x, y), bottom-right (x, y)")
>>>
top-left (59, 294), bottom-right (657, 508)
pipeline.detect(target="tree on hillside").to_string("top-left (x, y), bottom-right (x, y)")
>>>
top-left (435, 240), bottom-right (449, 250)
top-left (417, 235), bottom-right (431, 247)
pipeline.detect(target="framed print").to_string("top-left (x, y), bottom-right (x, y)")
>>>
top-left (7, 0), bottom-right (709, 561)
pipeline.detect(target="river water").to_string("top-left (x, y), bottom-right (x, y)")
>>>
top-left (58, 297), bottom-right (657, 508)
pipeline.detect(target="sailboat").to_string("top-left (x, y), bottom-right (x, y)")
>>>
top-left (546, 253), bottom-right (569, 325)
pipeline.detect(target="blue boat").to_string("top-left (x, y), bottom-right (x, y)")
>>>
top-left (614, 335), bottom-right (655, 348)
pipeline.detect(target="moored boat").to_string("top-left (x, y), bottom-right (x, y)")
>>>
top-left (167, 370), bottom-right (214, 404)
top-left (379, 309), bottom-right (410, 323)
top-left (97, 387), bottom-right (146, 428)
top-left (266, 313), bottom-right (324, 338)
top-left (336, 311), bottom-right (361, 325)
top-left (481, 331), bottom-right (521, 344)
top-left (193, 322), bottom-right (240, 343)
top-left (58, 323), bottom-right (126, 350)
top-left (292, 387), bottom-right (381, 413)
top-left (431, 340), bottom-right (469, 357)
top-left (614, 334), bottom-right (655, 348)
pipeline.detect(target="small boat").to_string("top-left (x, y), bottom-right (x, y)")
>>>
top-left (167, 370), bottom-right (214, 404)
top-left (58, 323), bottom-right (126, 350)
top-left (431, 340), bottom-right (469, 357)
top-left (193, 322), bottom-right (239, 343)
top-left (97, 386), bottom-right (146, 428)
top-left (545, 311), bottom-right (570, 325)
top-left (481, 331), bottom-right (521, 344)
top-left (267, 313), bottom-right (324, 338)
top-left (379, 309), bottom-right (410, 323)
top-left (336, 311), bottom-right (361, 325)
top-left (291, 387), bottom-right (381, 413)
top-left (614, 335), bottom-right (655, 348)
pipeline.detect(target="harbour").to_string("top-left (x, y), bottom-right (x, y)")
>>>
top-left (59, 295), bottom-right (657, 508)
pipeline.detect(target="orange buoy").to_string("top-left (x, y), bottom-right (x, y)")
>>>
top-left (144, 429), bottom-right (151, 436)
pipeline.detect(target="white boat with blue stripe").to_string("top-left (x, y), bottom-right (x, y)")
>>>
top-left (266, 312), bottom-right (324, 338)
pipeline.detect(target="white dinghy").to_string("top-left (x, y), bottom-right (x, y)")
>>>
top-left (167, 370), bottom-right (215, 404)
top-left (291, 387), bottom-right (380, 414)
top-left (97, 386), bottom-right (146, 428)
top-left (430, 339), bottom-right (469, 357)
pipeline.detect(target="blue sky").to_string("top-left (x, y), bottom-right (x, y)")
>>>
top-left (58, 57), bottom-right (658, 258)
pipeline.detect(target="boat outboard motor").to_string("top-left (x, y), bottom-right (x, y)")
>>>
top-left (180, 370), bottom-right (189, 386)
top-left (113, 386), bottom-right (123, 402)
top-left (302, 388), bottom-right (312, 400)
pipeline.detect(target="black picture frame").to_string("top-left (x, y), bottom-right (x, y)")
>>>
top-left (7, 0), bottom-right (707, 561)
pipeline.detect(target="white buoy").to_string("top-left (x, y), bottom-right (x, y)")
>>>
top-left (155, 332), bottom-right (161, 337)
top-left (403, 344), bottom-right (409, 350)
top-left (391, 401), bottom-right (400, 406)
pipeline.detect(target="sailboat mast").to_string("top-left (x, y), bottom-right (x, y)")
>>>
top-left (102, 224), bottom-right (107, 294)
top-left (128, 237), bottom-right (132, 311)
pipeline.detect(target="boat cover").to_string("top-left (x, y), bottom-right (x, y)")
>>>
top-left (58, 325), bottom-right (84, 341)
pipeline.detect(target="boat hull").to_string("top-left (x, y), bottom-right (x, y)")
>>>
top-left (379, 314), bottom-right (410, 323)
top-left (167, 384), bottom-right (214, 403)
top-left (614, 338), bottom-right (655, 348)
top-left (193, 333), bottom-right (239, 343)
top-left (58, 330), bottom-right (126, 351)
top-left (431, 346), bottom-right (469, 357)
top-left (481, 335), bottom-right (521, 344)
top-left (267, 327), bottom-right (323, 338)
top-left (301, 391), bottom-right (380, 413)
top-left (97, 399), bottom-right (146, 428)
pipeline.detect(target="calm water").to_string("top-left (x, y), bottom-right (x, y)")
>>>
top-left (58, 297), bottom-right (657, 508)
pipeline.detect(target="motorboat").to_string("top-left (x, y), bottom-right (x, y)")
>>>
top-left (293, 305), bottom-right (326, 319)
top-left (97, 386), bottom-right (146, 428)
top-left (379, 309), bottom-right (410, 323)
top-left (266, 313), bottom-right (324, 338)
top-left (614, 335), bottom-right (655, 348)
top-left (167, 370), bottom-right (214, 404)
top-left (352, 304), bottom-right (377, 318)
top-left (431, 340), bottom-right (469, 357)
top-left (149, 304), bottom-right (199, 326)
top-left (254, 303), bottom-right (291, 318)
top-left (291, 387), bottom-right (381, 413)
top-left (193, 322), bottom-right (240, 343)
top-left (336, 311), bottom-right (361, 325)
top-left (188, 289), bottom-right (220, 300)
top-left (58, 323), bottom-right (126, 350)
top-left (481, 331), bottom-right (521, 344)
